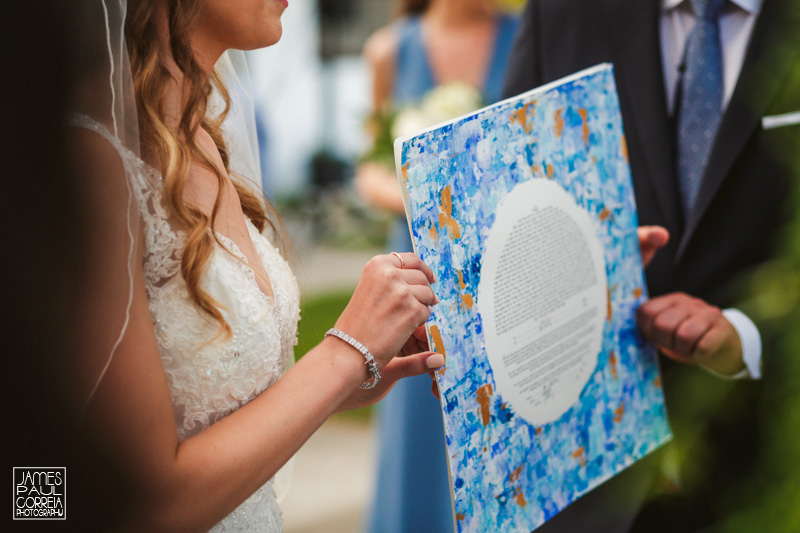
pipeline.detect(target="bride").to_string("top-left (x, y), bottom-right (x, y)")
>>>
top-left (67, 0), bottom-right (444, 530)
top-left (65, 0), bottom-right (669, 529)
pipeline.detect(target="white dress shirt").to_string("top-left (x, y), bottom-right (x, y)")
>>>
top-left (660, 0), bottom-right (763, 113)
top-left (659, 0), bottom-right (763, 378)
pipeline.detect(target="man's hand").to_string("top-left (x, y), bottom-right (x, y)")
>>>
top-left (637, 225), bottom-right (669, 267)
top-left (637, 292), bottom-right (745, 376)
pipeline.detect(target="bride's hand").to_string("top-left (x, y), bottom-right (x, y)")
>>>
top-left (334, 253), bottom-right (439, 368)
top-left (331, 254), bottom-right (444, 410)
top-left (336, 327), bottom-right (444, 412)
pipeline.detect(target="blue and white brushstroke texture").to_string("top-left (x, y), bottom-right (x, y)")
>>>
top-left (395, 64), bottom-right (672, 533)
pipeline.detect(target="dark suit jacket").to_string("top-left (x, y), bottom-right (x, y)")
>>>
top-left (503, 0), bottom-right (800, 530)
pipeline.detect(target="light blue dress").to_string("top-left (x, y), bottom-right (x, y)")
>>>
top-left (366, 13), bottom-right (519, 533)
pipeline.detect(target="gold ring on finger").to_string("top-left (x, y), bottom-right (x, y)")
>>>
top-left (391, 252), bottom-right (405, 269)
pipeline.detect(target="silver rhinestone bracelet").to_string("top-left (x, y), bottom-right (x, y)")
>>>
top-left (325, 328), bottom-right (381, 389)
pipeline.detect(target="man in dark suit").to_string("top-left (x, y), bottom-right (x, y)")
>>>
top-left (503, 0), bottom-right (800, 530)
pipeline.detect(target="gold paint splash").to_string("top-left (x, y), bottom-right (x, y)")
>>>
top-left (654, 376), bottom-right (662, 389)
top-left (621, 135), bottom-right (629, 163)
top-left (578, 108), bottom-right (590, 145)
top-left (510, 101), bottom-right (535, 133)
top-left (476, 384), bottom-right (494, 426)
top-left (599, 208), bottom-right (611, 221)
top-left (613, 401), bottom-right (625, 423)
top-left (457, 270), bottom-right (474, 309)
top-left (441, 185), bottom-right (452, 213)
top-left (633, 287), bottom-right (643, 299)
top-left (509, 465), bottom-right (523, 483)
top-left (428, 223), bottom-right (439, 241)
top-left (514, 486), bottom-right (527, 507)
top-left (572, 446), bottom-right (586, 467)
top-left (401, 163), bottom-right (409, 185)
top-left (438, 185), bottom-right (462, 240)
top-left (429, 325), bottom-right (446, 356)
top-left (546, 163), bottom-right (554, 178)
top-left (554, 108), bottom-right (565, 138)
top-left (606, 286), bottom-right (613, 320)
top-left (609, 350), bottom-right (618, 380)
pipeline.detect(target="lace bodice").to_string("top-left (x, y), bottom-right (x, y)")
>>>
top-left (73, 116), bottom-right (300, 531)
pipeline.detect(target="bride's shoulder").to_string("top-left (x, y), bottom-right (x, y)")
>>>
top-left (65, 114), bottom-right (166, 235)
top-left (65, 119), bottom-right (128, 195)
top-left (64, 117), bottom-right (139, 260)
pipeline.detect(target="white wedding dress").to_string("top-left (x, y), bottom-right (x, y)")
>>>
top-left (74, 115), bottom-right (300, 531)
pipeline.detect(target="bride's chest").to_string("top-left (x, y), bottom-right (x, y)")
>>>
top-left (144, 217), bottom-right (300, 380)
top-left (129, 157), bottom-right (300, 395)
top-left (147, 226), bottom-right (301, 441)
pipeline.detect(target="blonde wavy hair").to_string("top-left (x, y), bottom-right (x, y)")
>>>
top-left (126, 0), bottom-right (289, 338)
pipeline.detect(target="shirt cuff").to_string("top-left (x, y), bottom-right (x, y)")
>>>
top-left (721, 308), bottom-right (762, 380)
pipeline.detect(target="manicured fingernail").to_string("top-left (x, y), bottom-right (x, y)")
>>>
top-left (426, 353), bottom-right (445, 369)
top-left (433, 294), bottom-right (440, 304)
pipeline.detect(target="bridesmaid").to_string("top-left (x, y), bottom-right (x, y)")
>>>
top-left (356, 1), bottom-right (519, 531)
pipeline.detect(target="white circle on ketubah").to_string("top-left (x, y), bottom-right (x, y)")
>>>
top-left (477, 179), bottom-right (607, 427)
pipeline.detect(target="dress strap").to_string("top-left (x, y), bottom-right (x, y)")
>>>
top-left (393, 15), bottom-right (438, 106)
top-left (483, 13), bottom-right (520, 105)
top-left (67, 113), bottom-right (126, 152)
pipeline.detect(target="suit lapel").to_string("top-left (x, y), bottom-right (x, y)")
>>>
top-left (606, 0), bottom-right (683, 238)
top-left (676, 0), bottom-right (800, 260)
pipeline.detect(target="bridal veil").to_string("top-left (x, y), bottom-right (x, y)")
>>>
top-left (68, 0), bottom-right (272, 414)
top-left (66, 0), bottom-right (142, 415)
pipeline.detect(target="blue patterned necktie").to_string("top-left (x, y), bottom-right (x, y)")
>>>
top-left (676, 0), bottom-right (727, 215)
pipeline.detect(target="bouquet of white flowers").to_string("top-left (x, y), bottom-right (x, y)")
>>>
top-left (362, 81), bottom-right (483, 169)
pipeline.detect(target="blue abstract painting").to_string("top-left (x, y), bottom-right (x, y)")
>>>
top-left (395, 64), bottom-right (672, 532)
